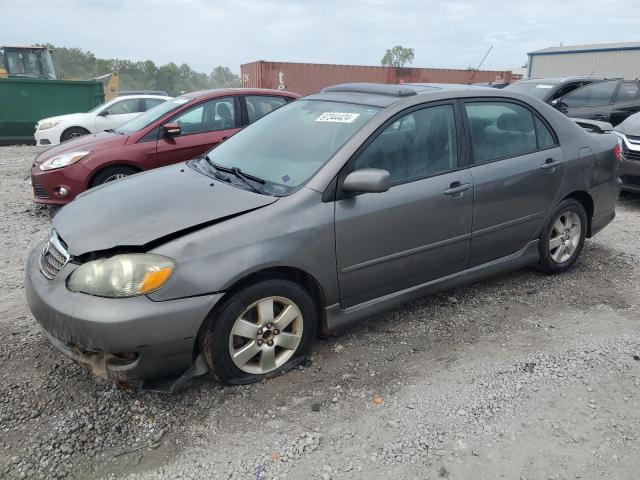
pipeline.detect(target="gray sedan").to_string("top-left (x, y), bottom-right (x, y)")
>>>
top-left (25, 83), bottom-right (621, 390)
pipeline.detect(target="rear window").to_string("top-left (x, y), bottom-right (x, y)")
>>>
top-left (504, 82), bottom-right (557, 100)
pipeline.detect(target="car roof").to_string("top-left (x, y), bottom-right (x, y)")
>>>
top-left (514, 76), bottom-right (604, 84)
top-left (181, 88), bottom-right (300, 100)
top-left (113, 94), bottom-right (172, 100)
top-left (305, 82), bottom-right (506, 108)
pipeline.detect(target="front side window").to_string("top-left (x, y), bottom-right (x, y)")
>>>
top-left (465, 102), bottom-right (537, 163)
top-left (105, 98), bottom-right (140, 115)
top-left (116, 96), bottom-right (190, 135)
top-left (143, 98), bottom-right (166, 110)
top-left (246, 95), bottom-right (288, 123)
top-left (353, 104), bottom-right (458, 184)
top-left (172, 97), bottom-right (236, 135)
top-left (562, 80), bottom-right (618, 107)
top-left (615, 82), bottom-right (640, 102)
top-left (206, 100), bottom-right (380, 191)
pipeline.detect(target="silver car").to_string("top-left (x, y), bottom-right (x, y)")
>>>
top-left (26, 83), bottom-right (621, 390)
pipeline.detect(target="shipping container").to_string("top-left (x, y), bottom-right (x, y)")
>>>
top-left (241, 61), bottom-right (515, 95)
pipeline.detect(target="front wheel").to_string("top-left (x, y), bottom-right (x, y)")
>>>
top-left (90, 166), bottom-right (139, 187)
top-left (538, 199), bottom-right (587, 273)
top-left (202, 279), bottom-right (317, 385)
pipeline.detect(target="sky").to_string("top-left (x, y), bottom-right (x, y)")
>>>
top-left (2, 0), bottom-right (639, 74)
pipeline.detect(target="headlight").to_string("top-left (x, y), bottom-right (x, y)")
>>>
top-left (38, 119), bottom-right (63, 130)
top-left (613, 131), bottom-right (625, 148)
top-left (39, 151), bottom-right (90, 171)
top-left (67, 254), bottom-right (176, 298)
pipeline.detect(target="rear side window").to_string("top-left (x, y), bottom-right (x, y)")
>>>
top-left (535, 117), bottom-right (556, 149)
top-left (245, 95), bottom-right (288, 123)
top-left (353, 104), bottom-right (458, 184)
top-left (465, 102), bottom-right (537, 163)
top-left (562, 80), bottom-right (617, 107)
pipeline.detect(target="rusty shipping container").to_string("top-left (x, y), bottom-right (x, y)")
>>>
top-left (241, 61), bottom-right (515, 95)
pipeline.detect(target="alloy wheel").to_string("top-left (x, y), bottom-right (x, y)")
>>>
top-left (228, 296), bottom-right (304, 375)
top-left (103, 173), bottom-right (129, 183)
top-left (549, 211), bottom-right (581, 263)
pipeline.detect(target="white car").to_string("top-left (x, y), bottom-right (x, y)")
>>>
top-left (34, 94), bottom-right (172, 146)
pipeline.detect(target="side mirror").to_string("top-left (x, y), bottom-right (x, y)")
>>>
top-left (341, 168), bottom-right (390, 194)
top-left (98, 110), bottom-right (109, 117)
top-left (162, 123), bottom-right (181, 137)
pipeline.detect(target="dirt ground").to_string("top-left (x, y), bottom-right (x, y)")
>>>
top-left (1, 146), bottom-right (639, 480)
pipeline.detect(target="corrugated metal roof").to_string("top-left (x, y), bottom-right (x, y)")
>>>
top-left (529, 42), bottom-right (640, 56)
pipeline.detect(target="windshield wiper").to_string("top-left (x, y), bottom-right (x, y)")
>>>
top-left (204, 156), bottom-right (266, 194)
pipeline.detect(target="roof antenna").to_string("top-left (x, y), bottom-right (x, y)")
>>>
top-left (468, 45), bottom-right (493, 84)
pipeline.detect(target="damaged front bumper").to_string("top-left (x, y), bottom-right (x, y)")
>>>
top-left (25, 243), bottom-right (223, 390)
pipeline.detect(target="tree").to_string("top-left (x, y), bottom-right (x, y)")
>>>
top-left (381, 46), bottom-right (415, 68)
top-left (210, 66), bottom-right (240, 88)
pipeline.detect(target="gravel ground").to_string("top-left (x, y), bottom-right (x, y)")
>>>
top-left (1, 145), bottom-right (639, 480)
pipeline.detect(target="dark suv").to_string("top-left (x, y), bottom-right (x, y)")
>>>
top-left (555, 79), bottom-right (640, 126)
top-left (504, 77), bottom-right (602, 104)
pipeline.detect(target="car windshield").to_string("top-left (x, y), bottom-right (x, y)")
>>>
top-left (504, 81), bottom-right (558, 99)
top-left (115, 97), bottom-right (188, 134)
top-left (205, 100), bottom-right (380, 193)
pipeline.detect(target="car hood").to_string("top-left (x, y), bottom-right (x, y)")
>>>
top-left (35, 131), bottom-right (129, 163)
top-left (615, 112), bottom-right (640, 136)
top-left (38, 112), bottom-right (89, 126)
top-left (53, 163), bottom-right (279, 256)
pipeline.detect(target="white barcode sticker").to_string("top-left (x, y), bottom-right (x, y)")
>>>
top-left (316, 112), bottom-right (360, 123)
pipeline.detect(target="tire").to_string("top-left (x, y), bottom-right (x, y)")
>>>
top-left (90, 166), bottom-right (139, 187)
top-left (60, 127), bottom-right (90, 143)
top-left (538, 198), bottom-right (587, 274)
top-left (202, 279), bottom-right (318, 385)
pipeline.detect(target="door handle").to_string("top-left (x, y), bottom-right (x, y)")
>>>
top-left (541, 158), bottom-right (561, 170)
top-left (444, 182), bottom-right (471, 197)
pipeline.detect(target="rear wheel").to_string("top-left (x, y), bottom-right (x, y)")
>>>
top-left (202, 279), bottom-right (317, 385)
top-left (90, 166), bottom-right (139, 187)
top-left (538, 199), bottom-right (587, 273)
top-left (60, 127), bottom-right (89, 143)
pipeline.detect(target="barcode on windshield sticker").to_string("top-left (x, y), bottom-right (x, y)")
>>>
top-left (535, 84), bottom-right (554, 89)
top-left (316, 112), bottom-right (360, 123)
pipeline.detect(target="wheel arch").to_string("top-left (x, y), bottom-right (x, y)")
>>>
top-left (88, 162), bottom-right (143, 188)
top-left (562, 190), bottom-right (594, 236)
top-left (59, 125), bottom-right (90, 143)
top-left (193, 266), bottom-right (329, 361)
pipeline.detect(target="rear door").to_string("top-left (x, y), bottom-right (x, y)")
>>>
top-left (94, 98), bottom-right (142, 131)
top-left (463, 100), bottom-right (564, 266)
top-left (334, 102), bottom-right (473, 308)
top-left (559, 80), bottom-right (619, 122)
top-left (155, 96), bottom-right (241, 167)
top-left (610, 81), bottom-right (640, 126)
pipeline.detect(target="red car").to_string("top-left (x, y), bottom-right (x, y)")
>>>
top-left (31, 88), bottom-right (300, 205)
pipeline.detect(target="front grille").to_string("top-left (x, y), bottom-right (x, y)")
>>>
top-left (40, 231), bottom-right (70, 279)
top-left (32, 177), bottom-right (49, 198)
top-left (626, 134), bottom-right (640, 143)
top-left (622, 144), bottom-right (640, 162)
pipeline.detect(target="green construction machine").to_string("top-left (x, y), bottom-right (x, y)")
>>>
top-left (0, 46), bottom-right (109, 145)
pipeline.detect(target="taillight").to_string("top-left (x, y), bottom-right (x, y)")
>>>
top-left (613, 143), bottom-right (622, 162)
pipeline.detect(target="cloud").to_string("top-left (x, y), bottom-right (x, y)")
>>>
top-left (1, 0), bottom-right (639, 73)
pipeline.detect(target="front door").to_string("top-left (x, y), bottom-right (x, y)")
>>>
top-left (155, 96), bottom-right (241, 167)
top-left (335, 103), bottom-right (474, 308)
top-left (463, 100), bottom-right (565, 267)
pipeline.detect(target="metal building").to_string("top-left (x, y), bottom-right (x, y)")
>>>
top-left (241, 61), bottom-right (515, 96)
top-left (527, 42), bottom-right (640, 79)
